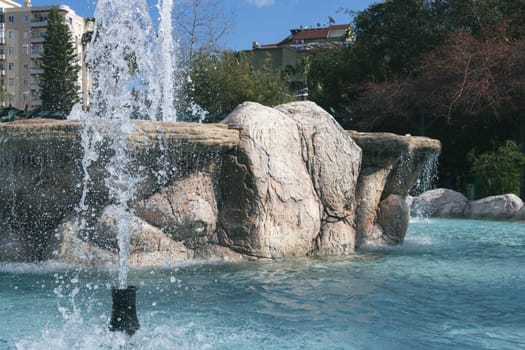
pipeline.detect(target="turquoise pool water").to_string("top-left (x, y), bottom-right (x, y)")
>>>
top-left (1, 218), bottom-right (524, 349)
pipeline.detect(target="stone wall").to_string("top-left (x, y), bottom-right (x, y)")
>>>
top-left (0, 102), bottom-right (441, 265)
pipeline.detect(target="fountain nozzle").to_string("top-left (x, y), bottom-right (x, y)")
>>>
top-left (109, 286), bottom-right (140, 336)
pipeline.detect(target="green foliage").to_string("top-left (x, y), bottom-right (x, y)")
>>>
top-left (469, 141), bottom-right (525, 196)
top-left (309, 0), bottom-right (525, 117)
top-left (431, 0), bottom-right (525, 40)
top-left (186, 50), bottom-right (293, 121)
top-left (307, 47), bottom-right (358, 119)
top-left (40, 7), bottom-right (80, 114)
top-left (350, 0), bottom-right (440, 82)
top-left (303, 0), bottom-right (525, 193)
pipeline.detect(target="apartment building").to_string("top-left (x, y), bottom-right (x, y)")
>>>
top-left (0, 0), bottom-right (92, 110)
top-left (248, 23), bottom-right (354, 98)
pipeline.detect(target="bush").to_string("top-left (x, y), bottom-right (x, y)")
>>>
top-left (469, 140), bottom-right (525, 196)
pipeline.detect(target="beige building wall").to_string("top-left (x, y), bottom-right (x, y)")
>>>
top-left (0, 1), bottom-right (90, 110)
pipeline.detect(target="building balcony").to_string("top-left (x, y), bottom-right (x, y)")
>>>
top-left (31, 36), bottom-right (46, 44)
top-left (31, 20), bottom-right (48, 28)
top-left (0, 54), bottom-right (5, 60)
top-left (0, 37), bottom-right (5, 45)
top-left (31, 52), bottom-right (42, 59)
top-left (0, 69), bottom-right (5, 76)
top-left (30, 67), bottom-right (44, 75)
top-left (31, 83), bottom-right (41, 90)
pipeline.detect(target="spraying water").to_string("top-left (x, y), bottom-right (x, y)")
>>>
top-left (156, 0), bottom-right (178, 121)
top-left (411, 151), bottom-right (439, 196)
top-left (70, 0), bottom-right (178, 289)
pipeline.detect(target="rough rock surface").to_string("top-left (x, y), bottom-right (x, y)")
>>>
top-left (464, 194), bottom-right (524, 220)
top-left (411, 188), bottom-right (468, 218)
top-left (0, 102), bottom-right (440, 264)
top-left (134, 170), bottom-right (219, 249)
top-left (376, 194), bottom-right (410, 244)
top-left (0, 119), bottom-right (239, 263)
top-left (348, 131), bottom-right (441, 246)
top-left (276, 101), bottom-right (362, 254)
top-left (219, 102), bottom-right (322, 258)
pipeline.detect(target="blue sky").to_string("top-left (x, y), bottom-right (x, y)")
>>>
top-left (27, 0), bottom-right (378, 51)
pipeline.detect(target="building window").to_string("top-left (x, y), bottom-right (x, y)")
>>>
top-left (8, 16), bottom-right (14, 23)
top-left (23, 63), bottom-right (29, 69)
top-left (23, 15), bottom-right (29, 23)
top-left (23, 79), bottom-right (28, 86)
top-left (23, 45), bottom-right (30, 55)
top-left (8, 31), bottom-right (15, 40)
top-left (7, 47), bottom-right (14, 55)
top-left (8, 78), bottom-right (15, 86)
top-left (8, 62), bottom-right (14, 71)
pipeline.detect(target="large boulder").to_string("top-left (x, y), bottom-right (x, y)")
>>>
top-left (219, 102), bottom-right (322, 258)
top-left (464, 194), bottom-right (524, 220)
top-left (411, 188), bottom-right (468, 218)
top-left (275, 101), bottom-right (362, 254)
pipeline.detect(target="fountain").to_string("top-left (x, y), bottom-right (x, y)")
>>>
top-left (70, 0), bottom-right (180, 335)
top-left (2, 0), bottom-right (494, 347)
top-left (1, 0), bottom-right (524, 345)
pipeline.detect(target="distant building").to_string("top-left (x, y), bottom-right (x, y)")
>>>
top-left (0, 0), bottom-right (92, 110)
top-left (248, 23), bottom-right (354, 99)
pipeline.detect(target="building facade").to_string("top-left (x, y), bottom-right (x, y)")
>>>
top-left (248, 23), bottom-right (354, 98)
top-left (0, 0), bottom-right (91, 110)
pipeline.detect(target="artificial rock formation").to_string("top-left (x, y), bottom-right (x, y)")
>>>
top-left (0, 101), bottom-right (441, 265)
top-left (348, 131), bottom-right (441, 246)
top-left (219, 102), bottom-right (322, 258)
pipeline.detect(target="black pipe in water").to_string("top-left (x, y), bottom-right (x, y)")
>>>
top-left (109, 286), bottom-right (140, 336)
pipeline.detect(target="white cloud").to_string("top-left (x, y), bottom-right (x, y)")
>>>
top-left (247, 0), bottom-right (275, 8)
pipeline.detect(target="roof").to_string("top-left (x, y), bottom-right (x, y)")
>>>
top-left (254, 24), bottom-right (351, 50)
top-left (254, 24), bottom-right (352, 52)
top-left (288, 24), bottom-right (350, 41)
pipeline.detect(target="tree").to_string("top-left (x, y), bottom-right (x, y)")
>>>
top-left (307, 47), bottom-right (358, 123)
top-left (305, 0), bottom-right (525, 196)
top-left (40, 7), bottom-right (80, 114)
top-left (469, 141), bottom-right (525, 197)
top-left (175, 0), bottom-right (233, 66)
top-left (349, 0), bottom-right (440, 82)
top-left (186, 50), bottom-right (293, 121)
